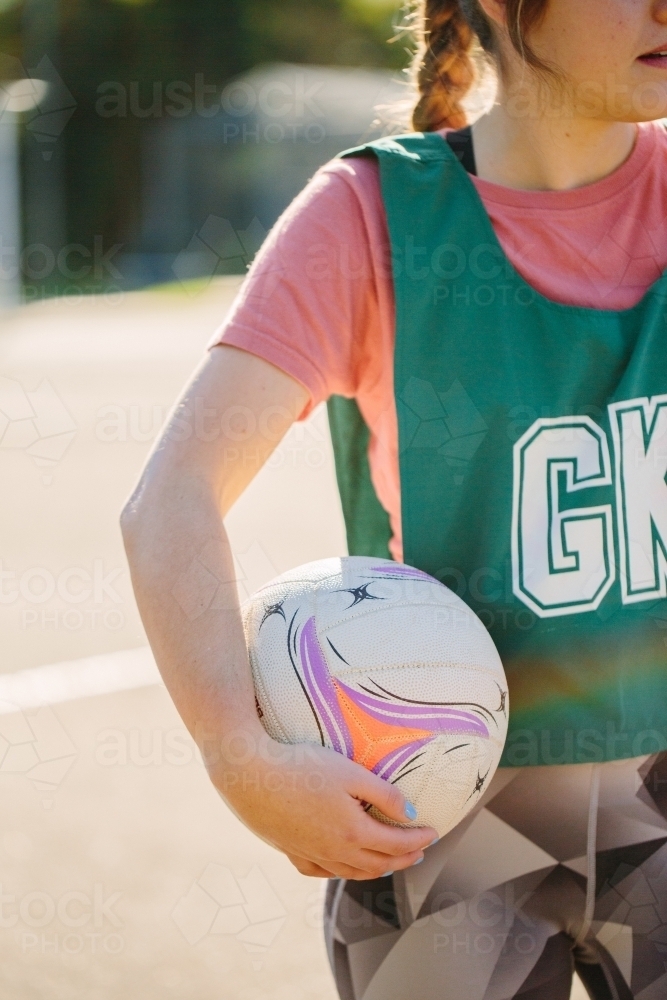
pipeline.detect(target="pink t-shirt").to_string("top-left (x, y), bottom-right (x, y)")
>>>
top-left (211, 121), bottom-right (667, 561)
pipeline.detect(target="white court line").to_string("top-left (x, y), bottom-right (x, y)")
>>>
top-left (0, 647), bottom-right (162, 715)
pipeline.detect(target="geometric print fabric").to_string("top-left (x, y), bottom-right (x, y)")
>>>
top-left (325, 754), bottom-right (667, 999)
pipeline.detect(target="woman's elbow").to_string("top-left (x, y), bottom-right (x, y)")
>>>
top-left (119, 488), bottom-right (150, 555)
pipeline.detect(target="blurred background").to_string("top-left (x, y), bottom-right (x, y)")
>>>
top-left (0, 3), bottom-right (586, 998)
top-left (0, 3), bottom-right (407, 998)
top-left (0, 0), bottom-right (409, 302)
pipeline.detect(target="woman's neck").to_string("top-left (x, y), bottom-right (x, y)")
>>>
top-left (471, 101), bottom-right (638, 192)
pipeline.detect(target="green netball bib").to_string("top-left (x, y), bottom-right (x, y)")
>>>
top-left (329, 132), bottom-right (667, 767)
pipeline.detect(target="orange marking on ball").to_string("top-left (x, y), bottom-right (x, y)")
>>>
top-left (334, 681), bottom-right (432, 771)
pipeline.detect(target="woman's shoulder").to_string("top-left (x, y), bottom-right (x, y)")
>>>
top-left (296, 154), bottom-right (383, 222)
top-left (319, 152), bottom-right (381, 184)
top-left (264, 152), bottom-right (387, 258)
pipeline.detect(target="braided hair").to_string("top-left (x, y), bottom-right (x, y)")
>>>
top-left (411, 0), bottom-right (550, 132)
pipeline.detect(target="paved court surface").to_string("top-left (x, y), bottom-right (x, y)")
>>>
top-left (0, 655), bottom-right (337, 1000)
top-left (0, 284), bottom-right (587, 998)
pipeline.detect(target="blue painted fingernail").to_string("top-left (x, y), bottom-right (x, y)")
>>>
top-left (404, 802), bottom-right (418, 821)
top-left (429, 838), bottom-right (439, 846)
top-left (382, 871), bottom-right (394, 877)
top-left (412, 857), bottom-right (424, 866)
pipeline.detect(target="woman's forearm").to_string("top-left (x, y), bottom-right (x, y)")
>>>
top-left (120, 347), bottom-right (309, 776)
top-left (121, 476), bottom-right (265, 766)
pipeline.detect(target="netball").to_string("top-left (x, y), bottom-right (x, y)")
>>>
top-left (242, 556), bottom-right (508, 837)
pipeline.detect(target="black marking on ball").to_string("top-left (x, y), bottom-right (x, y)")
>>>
top-left (291, 617), bottom-right (299, 657)
top-left (357, 682), bottom-right (391, 701)
top-left (391, 764), bottom-right (425, 783)
top-left (495, 684), bottom-right (508, 717)
top-left (392, 751), bottom-right (427, 784)
top-left (336, 583), bottom-right (384, 608)
top-left (259, 599), bottom-right (287, 630)
top-left (326, 637), bottom-right (350, 665)
top-left (466, 767), bottom-right (491, 802)
top-left (361, 574), bottom-right (436, 585)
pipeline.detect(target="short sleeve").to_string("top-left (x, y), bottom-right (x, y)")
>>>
top-left (208, 156), bottom-right (390, 419)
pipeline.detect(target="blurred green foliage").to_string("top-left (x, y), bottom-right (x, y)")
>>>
top-left (1, 0), bottom-right (407, 95)
top-left (0, 0), bottom-right (409, 291)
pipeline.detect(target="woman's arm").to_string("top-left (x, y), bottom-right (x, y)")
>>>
top-left (121, 344), bottom-right (436, 879)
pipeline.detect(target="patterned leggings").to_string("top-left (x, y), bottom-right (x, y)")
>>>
top-left (324, 753), bottom-right (667, 1000)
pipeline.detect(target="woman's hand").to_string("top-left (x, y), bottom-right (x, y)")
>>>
top-left (210, 738), bottom-right (437, 880)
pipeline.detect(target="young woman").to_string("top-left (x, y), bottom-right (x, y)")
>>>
top-left (122, 1), bottom-right (667, 997)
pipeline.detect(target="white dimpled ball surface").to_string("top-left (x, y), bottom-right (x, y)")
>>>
top-left (242, 556), bottom-right (508, 838)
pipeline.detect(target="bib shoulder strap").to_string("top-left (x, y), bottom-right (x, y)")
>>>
top-left (339, 131), bottom-right (454, 165)
top-left (338, 129), bottom-right (483, 240)
top-left (340, 128), bottom-right (477, 175)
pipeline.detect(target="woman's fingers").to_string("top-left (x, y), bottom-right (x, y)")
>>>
top-left (349, 766), bottom-right (418, 825)
top-left (312, 858), bottom-right (394, 881)
top-left (358, 815), bottom-right (438, 858)
top-left (315, 847), bottom-right (427, 881)
top-left (351, 845), bottom-right (427, 873)
top-left (345, 766), bottom-right (438, 855)
top-left (286, 855), bottom-right (336, 878)
top-left (286, 854), bottom-right (381, 881)
top-left (288, 759), bottom-right (437, 876)
top-left (286, 840), bottom-right (426, 881)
